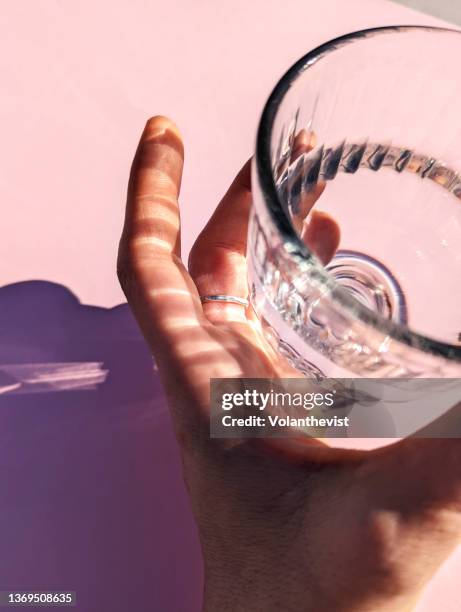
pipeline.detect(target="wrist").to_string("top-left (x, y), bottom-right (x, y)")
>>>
top-left (202, 568), bottom-right (421, 612)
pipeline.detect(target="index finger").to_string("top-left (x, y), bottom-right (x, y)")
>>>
top-left (118, 116), bottom-right (205, 352)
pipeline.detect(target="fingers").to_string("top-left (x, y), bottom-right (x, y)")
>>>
top-left (303, 211), bottom-right (341, 266)
top-left (188, 159), bottom-right (252, 322)
top-left (118, 116), bottom-right (205, 353)
top-left (125, 115), bottom-right (184, 257)
top-left (187, 128), bottom-right (339, 326)
top-left (290, 129), bottom-right (325, 233)
top-left (289, 130), bottom-right (340, 265)
top-left (293, 182), bottom-right (327, 232)
top-left (290, 128), bottom-right (315, 163)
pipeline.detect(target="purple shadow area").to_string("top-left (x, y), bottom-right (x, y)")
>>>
top-left (0, 281), bottom-right (203, 612)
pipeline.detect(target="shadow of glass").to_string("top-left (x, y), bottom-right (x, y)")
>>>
top-left (0, 281), bottom-right (202, 612)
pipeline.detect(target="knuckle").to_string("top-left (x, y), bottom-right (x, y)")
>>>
top-left (188, 239), bottom-right (204, 272)
top-left (116, 247), bottom-right (135, 294)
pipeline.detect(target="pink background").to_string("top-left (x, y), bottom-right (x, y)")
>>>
top-left (0, 1), bottom-right (459, 610)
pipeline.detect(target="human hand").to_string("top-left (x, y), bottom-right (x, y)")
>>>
top-left (117, 116), bottom-right (461, 612)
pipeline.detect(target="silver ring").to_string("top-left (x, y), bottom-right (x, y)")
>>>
top-left (200, 294), bottom-right (249, 307)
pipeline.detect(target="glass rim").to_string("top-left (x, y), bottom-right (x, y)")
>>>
top-left (255, 24), bottom-right (461, 364)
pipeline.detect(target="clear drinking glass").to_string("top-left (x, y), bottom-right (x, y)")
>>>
top-left (249, 26), bottom-right (461, 379)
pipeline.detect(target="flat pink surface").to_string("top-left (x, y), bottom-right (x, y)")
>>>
top-left (0, 1), bottom-right (459, 610)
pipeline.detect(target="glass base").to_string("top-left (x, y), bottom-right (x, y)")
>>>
top-left (326, 250), bottom-right (407, 324)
